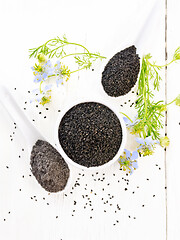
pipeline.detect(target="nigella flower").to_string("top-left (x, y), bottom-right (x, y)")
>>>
top-left (30, 84), bottom-right (52, 105)
top-left (118, 149), bottom-right (139, 175)
top-left (44, 60), bottom-right (55, 76)
top-left (31, 60), bottom-right (54, 83)
top-left (123, 115), bottom-right (140, 128)
top-left (33, 72), bottom-right (48, 83)
top-left (54, 61), bottom-right (63, 86)
top-left (136, 136), bottom-right (159, 156)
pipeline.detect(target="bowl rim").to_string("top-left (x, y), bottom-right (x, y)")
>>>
top-left (54, 99), bottom-right (127, 170)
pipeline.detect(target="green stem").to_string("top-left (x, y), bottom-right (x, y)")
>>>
top-left (70, 67), bottom-right (86, 74)
top-left (148, 59), bottom-right (174, 69)
top-left (39, 81), bottom-right (43, 93)
top-left (61, 52), bottom-right (106, 59)
top-left (120, 112), bottom-right (133, 123)
top-left (45, 38), bottom-right (90, 54)
top-left (165, 98), bottom-right (176, 106)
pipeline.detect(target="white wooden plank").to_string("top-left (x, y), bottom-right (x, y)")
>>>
top-left (166, 0), bottom-right (180, 239)
top-left (0, 0), bottom-right (167, 239)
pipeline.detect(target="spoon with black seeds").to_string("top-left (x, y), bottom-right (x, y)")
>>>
top-left (0, 86), bottom-right (70, 193)
top-left (101, 1), bottom-right (160, 97)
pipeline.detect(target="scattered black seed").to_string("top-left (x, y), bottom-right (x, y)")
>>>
top-left (43, 197), bottom-right (45, 200)
top-left (4, 219), bottom-right (6, 221)
top-left (28, 91), bottom-right (30, 93)
top-left (124, 188), bottom-right (128, 191)
top-left (24, 108), bottom-right (26, 110)
top-left (165, 187), bottom-right (167, 189)
top-left (46, 108), bottom-right (49, 110)
top-left (147, 178), bottom-right (149, 181)
top-left (44, 116), bottom-right (47, 119)
top-left (19, 156), bottom-right (21, 158)
top-left (6, 166), bottom-right (9, 169)
top-left (74, 201), bottom-right (77, 205)
top-left (128, 216), bottom-right (131, 218)
top-left (8, 212), bottom-right (10, 214)
top-left (102, 45), bottom-right (140, 97)
top-left (58, 110), bottom-right (61, 112)
top-left (30, 140), bottom-right (70, 192)
top-left (39, 112), bottom-right (41, 114)
top-left (19, 189), bottom-right (21, 191)
top-left (159, 167), bottom-right (161, 170)
top-left (58, 102), bottom-right (122, 167)
top-left (142, 205), bottom-right (145, 207)
top-left (92, 69), bottom-right (94, 71)
top-left (47, 203), bottom-right (49, 205)
top-left (56, 216), bottom-right (58, 218)
top-left (90, 216), bottom-right (92, 219)
top-left (153, 195), bottom-right (155, 197)
top-left (22, 175), bottom-right (24, 178)
top-left (14, 88), bottom-right (16, 90)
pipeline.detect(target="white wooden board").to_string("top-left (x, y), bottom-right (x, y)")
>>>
top-left (0, 0), bottom-right (178, 239)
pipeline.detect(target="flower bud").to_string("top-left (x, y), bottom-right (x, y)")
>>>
top-left (159, 105), bottom-right (167, 112)
top-left (160, 136), bottom-right (170, 147)
top-left (37, 54), bottom-right (47, 64)
top-left (175, 94), bottom-right (180, 106)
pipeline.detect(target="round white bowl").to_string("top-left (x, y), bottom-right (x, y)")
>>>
top-left (54, 99), bottom-right (127, 170)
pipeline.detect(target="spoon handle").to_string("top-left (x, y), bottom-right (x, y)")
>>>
top-left (0, 85), bottom-right (43, 147)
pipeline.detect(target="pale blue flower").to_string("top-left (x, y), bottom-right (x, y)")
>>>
top-left (54, 60), bottom-right (63, 86)
top-left (30, 84), bottom-right (52, 103)
top-left (44, 60), bottom-right (55, 76)
top-left (118, 149), bottom-right (139, 175)
top-left (136, 136), bottom-right (159, 156)
top-left (123, 115), bottom-right (140, 128)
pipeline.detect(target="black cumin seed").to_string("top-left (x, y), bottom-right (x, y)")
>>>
top-left (102, 45), bottom-right (140, 97)
top-left (58, 102), bottom-right (122, 167)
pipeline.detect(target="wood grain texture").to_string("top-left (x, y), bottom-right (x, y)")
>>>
top-left (0, 0), bottom-right (171, 239)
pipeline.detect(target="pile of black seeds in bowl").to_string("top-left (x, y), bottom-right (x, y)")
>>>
top-left (102, 45), bottom-right (140, 97)
top-left (58, 102), bottom-right (122, 168)
top-left (30, 140), bottom-right (70, 193)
